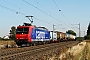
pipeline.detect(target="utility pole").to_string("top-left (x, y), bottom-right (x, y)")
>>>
top-left (79, 23), bottom-right (80, 37)
top-left (84, 31), bottom-right (85, 37)
top-left (71, 23), bottom-right (81, 37)
top-left (52, 24), bottom-right (55, 40)
top-left (53, 24), bottom-right (55, 32)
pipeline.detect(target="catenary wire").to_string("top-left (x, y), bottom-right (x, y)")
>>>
top-left (22, 0), bottom-right (63, 23)
top-left (0, 4), bottom-right (52, 25)
top-left (22, 0), bottom-right (75, 32)
top-left (3, 0), bottom-right (54, 25)
top-left (1, 0), bottom-right (78, 33)
top-left (0, 5), bottom-right (26, 15)
top-left (52, 0), bottom-right (79, 31)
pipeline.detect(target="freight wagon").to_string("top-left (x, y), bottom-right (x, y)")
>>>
top-left (50, 31), bottom-right (76, 42)
top-left (50, 31), bottom-right (67, 42)
top-left (66, 33), bottom-right (76, 40)
top-left (56, 31), bottom-right (67, 41)
top-left (50, 31), bottom-right (57, 42)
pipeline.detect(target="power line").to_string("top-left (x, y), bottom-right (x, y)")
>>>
top-left (61, 11), bottom-right (80, 31)
top-left (22, 0), bottom-right (74, 32)
top-left (1, 0), bottom-right (54, 25)
top-left (0, 4), bottom-right (53, 26)
top-left (52, 0), bottom-right (79, 32)
top-left (52, 0), bottom-right (71, 24)
top-left (1, 0), bottom-right (77, 33)
top-left (52, 0), bottom-right (75, 29)
top-left (23, 0), bottom-right (71, 28)
top-left (22, 0), bottom-right (63, 23)
top-left (17, 1), bottom-right (80, 36)
top-left (3, 0), bottom-right (33, 15)
top-left (53, 0), bottom-right (60, 10)
top-left (22, 0), bottom-right (72, 31)
top-left (34, 0), bottom-right (69, 29)
top-left (34, 0), bottom-right (55, 16)
top-left (34, 17), bottom-right (52, 25)
top-left (0, 5), bottom-right (26, 15)
top-left (0, 5), bottom-right (15, 12)
top-left (3, 0), bottom-right (19, 9)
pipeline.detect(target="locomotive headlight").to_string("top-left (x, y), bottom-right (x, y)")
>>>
top-left (16, 38), bottom-right (18, 39)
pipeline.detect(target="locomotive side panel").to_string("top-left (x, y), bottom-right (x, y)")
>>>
top-left (31, 28), bottom-right (50, 42)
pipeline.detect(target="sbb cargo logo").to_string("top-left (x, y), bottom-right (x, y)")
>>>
top-left (36, 31), bottom-right (45, 40)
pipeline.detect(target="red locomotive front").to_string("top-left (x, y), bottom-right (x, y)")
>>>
top-left (15, 23), bottom-right (34, 46)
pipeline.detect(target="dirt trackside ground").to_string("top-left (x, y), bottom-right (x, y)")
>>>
top-left (1, 40), bottom-right (90, 60)
top-left (58, 40), bottom-right (90, 60)
top-left (57, 41), bottom-right (86, 60)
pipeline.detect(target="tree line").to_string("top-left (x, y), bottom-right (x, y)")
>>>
top-left (84, 23), bottom-right (90, 40)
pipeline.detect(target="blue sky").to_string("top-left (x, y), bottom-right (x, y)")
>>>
top-left (0, 0), bottom-right (90, 37)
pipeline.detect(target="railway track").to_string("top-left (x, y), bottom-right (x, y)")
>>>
top-left (0, 41), bottom-right (79, 60)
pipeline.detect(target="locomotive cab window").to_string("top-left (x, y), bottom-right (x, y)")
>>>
top-left (16, 28), bottom-right (29, 34)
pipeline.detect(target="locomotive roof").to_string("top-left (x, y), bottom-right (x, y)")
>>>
top-left (17, 25), bottom-right (34, 28)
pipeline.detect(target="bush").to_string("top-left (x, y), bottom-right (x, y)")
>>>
top-left (9, 34), bottom-right (16, 40)
top-left (76, 37), bottom-right (84, 41)
top-left (86, 34), bottom-right (90, 40)
top-left (0, 38), bottom-right (14, 41)
top-left (0, 37), bottom-right (3, 40)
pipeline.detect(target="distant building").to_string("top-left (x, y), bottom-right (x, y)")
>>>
top-left (3, 35), bottom-right (10, 39)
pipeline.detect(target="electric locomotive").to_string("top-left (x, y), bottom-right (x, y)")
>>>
top-left (15, 23), bottom-right (50, 46)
